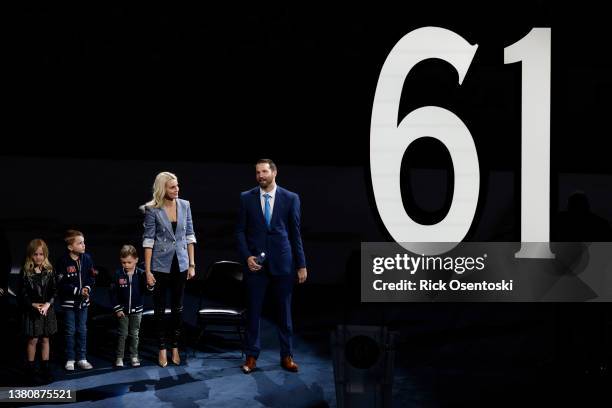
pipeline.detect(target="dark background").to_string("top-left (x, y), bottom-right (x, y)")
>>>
top-left (5, 2), bottom-right (611, 171)
top-left (2, 1), bottom-right (612, 404)
top-left (3, 1), bottom-right (611, 270)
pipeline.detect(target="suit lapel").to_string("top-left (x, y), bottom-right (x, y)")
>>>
top-left (176, 200), bottom-right (184, 236)
top-left (250, 188), bottom-right (265, 227)
top-left (270, 186), bottom-right (282, 227)
top-left (157, 206), bottom-right (176, 239)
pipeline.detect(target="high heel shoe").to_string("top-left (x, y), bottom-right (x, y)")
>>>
top-left (158, 350), bottom-right (168, 368)
top-left (171, 348), bottom-right (181, 365)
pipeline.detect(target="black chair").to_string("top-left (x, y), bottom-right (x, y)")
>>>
top-left (196, 261), bottom-right (246, 355)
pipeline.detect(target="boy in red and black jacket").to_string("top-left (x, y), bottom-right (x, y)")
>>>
top-left (55, 230), bottom-right (97, 371)
top-left (109, 245), bottom-right (153, 367)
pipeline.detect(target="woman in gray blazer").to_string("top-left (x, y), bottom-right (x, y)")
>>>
top-left (143, 171), bottom-right (197, 367)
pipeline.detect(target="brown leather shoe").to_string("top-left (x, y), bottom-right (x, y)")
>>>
top-left (241, 356), bottom-right (257, 374)
top-left (281, 356), bottom-right (299, 372)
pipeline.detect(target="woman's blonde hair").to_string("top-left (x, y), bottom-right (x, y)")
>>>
top-left (23, 239), bottom-right (53, 276)
top-left (144, 171), bottom-right (178, 209)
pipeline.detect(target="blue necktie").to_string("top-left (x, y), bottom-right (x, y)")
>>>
top-left (264, 193), bottom-right (271, 228)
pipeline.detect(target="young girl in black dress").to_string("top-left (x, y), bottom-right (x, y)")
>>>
top-left (19, 239), bottom-right (57, 384)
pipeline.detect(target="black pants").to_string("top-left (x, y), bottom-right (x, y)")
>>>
top-left (153, 256), bottom-right (186, 350)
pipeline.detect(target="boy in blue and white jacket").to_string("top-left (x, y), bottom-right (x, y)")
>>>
top-left (109, 245), bottom-right (154, 367)
top-left (56, 230), bottom-right (97, 371)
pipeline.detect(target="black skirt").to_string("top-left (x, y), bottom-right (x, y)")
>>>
top-left (22, 306), bottom-right (57, 338)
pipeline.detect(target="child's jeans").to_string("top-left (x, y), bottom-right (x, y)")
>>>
top-left (63, 308), bottom-right (88, 361)
top-left (116, 312), bottom-right (143, 358)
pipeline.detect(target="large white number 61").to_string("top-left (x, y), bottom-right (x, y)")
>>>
top-left (371, 27), bottom-right (553, 258)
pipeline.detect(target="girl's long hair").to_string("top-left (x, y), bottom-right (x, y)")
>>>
top-left (23, 239), bottom-right (53, 276)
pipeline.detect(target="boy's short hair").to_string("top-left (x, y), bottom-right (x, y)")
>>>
top-left (64, 230), bottom-right (84, 245)
top-left (119, 245), bottom-right (138, 259)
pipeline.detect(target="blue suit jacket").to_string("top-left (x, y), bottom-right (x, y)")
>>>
top-left (236, 186), bottom-right (306, 275)
top-left (142, 198), bottom-right (197, 273)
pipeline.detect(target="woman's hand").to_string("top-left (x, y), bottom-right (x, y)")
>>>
top-left (146, 272), bottom-right (156, 287)
top-left (187, 266), bottom-right (196, 280)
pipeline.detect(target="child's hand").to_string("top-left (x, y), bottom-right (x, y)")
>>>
top-left (116, 311), bottom-right (125, 319)
top-left (40, 303), bottom-right (50, 316)
top-left (81, 287), bottom-right (89, 297)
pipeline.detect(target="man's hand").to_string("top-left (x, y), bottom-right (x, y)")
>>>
top-left (187, 266), bottom-right (196, 280)
top-left (81, 287), bottom-right (89, 298)
top-left (32, 302), bottom-right (43, 311)
top-left (116, 311), bottom-right (125, 319)
top-left (297, 268), bottom-right (307, 284)
top-left (247, 256), bottom-right (262, 272)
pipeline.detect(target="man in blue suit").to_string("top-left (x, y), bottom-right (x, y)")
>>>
top-left (236, 159), bottom-right (307, 373)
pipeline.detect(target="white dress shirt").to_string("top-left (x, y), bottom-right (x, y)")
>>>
top-left (260, 185), bottom-right (277, 217)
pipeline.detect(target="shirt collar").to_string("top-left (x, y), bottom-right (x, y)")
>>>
top-left (260, 185), bottom-right (277, 198)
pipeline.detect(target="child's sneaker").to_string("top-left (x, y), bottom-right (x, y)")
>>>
top-left (65, 360), bottom-right (75, 371)
top-left (77, 360), bottom-right (93, 370)
top-left (130, 357), bottom-right (141, 367)
top-left (115, 358), bottom-right (124, 367)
